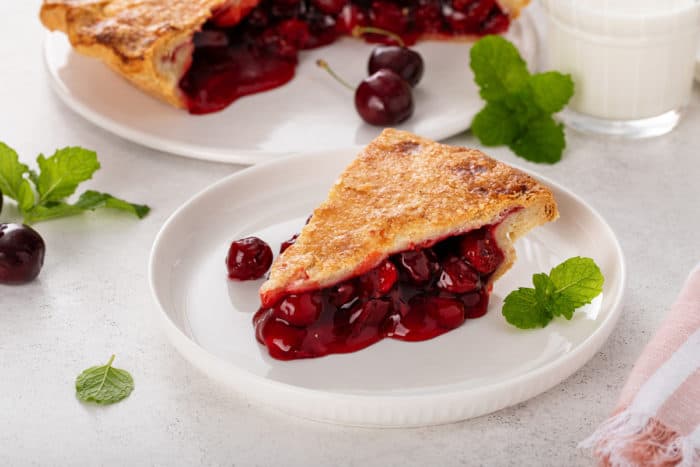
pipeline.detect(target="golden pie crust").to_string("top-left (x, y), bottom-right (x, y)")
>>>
top-left (40, 0), bottom-right (529, 110)
top-left (260, 128), bottom-right (557, 308)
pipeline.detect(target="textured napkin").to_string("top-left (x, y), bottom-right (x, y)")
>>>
top-left (580, 263), bottom-right (700, 466)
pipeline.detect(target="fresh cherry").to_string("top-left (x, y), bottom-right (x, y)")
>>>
top-left (459, 230), bottom-right (503, 275)
top-left (226, 236), bottom-right (273, 280)
top-left (272, 292), bottom-right (323, 326)
top-left (437, 255), bottom-right (480, 293)
top-left (355, 69), bottom-right (414, 125)
top-left (368, 45), bottom-right (424, 87)
top-left (0, 223), bottom-right (45, 285)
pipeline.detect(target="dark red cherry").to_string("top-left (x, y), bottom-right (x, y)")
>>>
top-left (337, 4), bottom-right (367, 33)
top-left (397, 249), bottom-right (439, 284)
top-left (425, 296), bottom-right (465, 329)
top-left (272, 292), bottom-right (323, 326)
top-left (0, 223), bottom-right (45, 285)
top-left (459, 230), bottom-right (504, 275)
top-left (414, 0), bottom-right (443, 33)
top-left (276, 19), bottom-right (310, 49)
top-left (279, 233), bottom-right (299, 253)
top-left (437, 256), bottom-right (480, 293)
top-left (480, 10), bottom-right (510, 34)
top-left (193, 30), bottom-right (229, 48)
top-left (355, 69), bottom-right (414, 125)
top-left (226, 236), bottom-right (273, 280)
top-left (369, 1), bottom-right (409, 35)
top-left (312, 0), bottom-right (346, 15)
top-left (464, 290), bottom-right (489, 318)
top-left (368, 45), bottom-right (424, 87)
top-left (329, 280), bottom-right (359, 307)
top-left (358, 260), bottom-right (398, 297)
top-left (261, 318), bottom-right (307, 355)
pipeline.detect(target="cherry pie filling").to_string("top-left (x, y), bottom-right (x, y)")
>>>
top-left (254, 223), bottom-right (506, 360)
top-left (179, 0), bottom-right (511, 114)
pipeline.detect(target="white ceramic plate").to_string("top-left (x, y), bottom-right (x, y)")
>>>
top-left (149, 148), bottom-right (625, 427)
top-left (43, 14), bottom-right (538, 165)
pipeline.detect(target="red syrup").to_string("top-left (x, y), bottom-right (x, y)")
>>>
top-left (254, 224), bottom-right (504, 360)
top-left (179, 0), bottom-right (511, 114)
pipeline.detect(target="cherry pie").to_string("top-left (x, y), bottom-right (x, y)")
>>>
top-left (255, 129), bottom-right (558, 359)
top-left (40, 0), bottom-right (529, 114)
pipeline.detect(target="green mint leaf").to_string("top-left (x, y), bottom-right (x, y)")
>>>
top-left (23, 202), bottom-right (86, 224)
top-left (75, 190), bottom-right (150, 218)
top-left (510, 116), bottom-right (566, 164)
top-left (0, 142), bottom-right (35, 212)
top-left (75, 355), bottom-right (134, 405)
top-left (502, 287), bottom-right (553, 329)
top-left (549, 257), bottom-right (604, 318)
top-left (471, 102), bottom-right (522, 146)
top-left (36, 147), bottom-right (100, 203)
top-left (470, 35), bottom-right (530, 102)
top-left (23, 191), bottom-right (150, 223)
top-left (502, 257), bottom-right (604, 329)
top-left (529, 72), bottom-right (575, 114)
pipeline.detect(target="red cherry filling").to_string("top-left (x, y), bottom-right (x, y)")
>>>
top-left (179, 0), bottom-right (511, 114)
top-left (255, 223), bottom-right (506, 360)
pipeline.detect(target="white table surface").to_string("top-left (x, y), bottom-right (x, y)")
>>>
top-left (2, 2), bottom-right (700, 466)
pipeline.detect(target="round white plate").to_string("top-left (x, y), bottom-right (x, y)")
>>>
top-left (44, 14), bottom-right (538, 165)
top-left (149, 148), bottom-right (625, 427)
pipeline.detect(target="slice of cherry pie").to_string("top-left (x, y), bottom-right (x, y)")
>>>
top-left (40, 0), bottom-right (529, 114)
top-left (255, 129), bottom-right (558, 360)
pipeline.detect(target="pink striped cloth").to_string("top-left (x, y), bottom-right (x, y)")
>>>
top-left (580, 264), bottom-right (700, 466)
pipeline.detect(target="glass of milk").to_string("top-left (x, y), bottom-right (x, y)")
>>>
top-left (541, 0), bottom-right (700, 138)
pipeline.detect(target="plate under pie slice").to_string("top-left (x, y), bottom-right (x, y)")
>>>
top-left (254, 129), bottom-right (558, 360)
top-left (40, 0), bottom-right (529, 114)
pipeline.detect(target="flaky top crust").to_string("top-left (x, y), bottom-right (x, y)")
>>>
top-left (260, 129), bottom-right (557, 307)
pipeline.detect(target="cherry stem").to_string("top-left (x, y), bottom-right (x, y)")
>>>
top-left (316, 59), bottom-right (354, 91)
top-left (351, 26), bottom-right (405, 47)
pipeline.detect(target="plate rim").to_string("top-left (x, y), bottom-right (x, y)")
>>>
top-left (42, 11), bottom-right (538, 165)
top-left (148, 148), bottom-right (626, 426)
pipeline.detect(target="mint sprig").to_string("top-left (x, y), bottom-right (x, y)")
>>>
top-left (470, 36), bottom-right (574, 164)
top-left (75, 355), bottom-right (134, 405)
top-left (502, 257), bottom-right (604, 329)
top-left (0, 142), bottom-right (149, 223)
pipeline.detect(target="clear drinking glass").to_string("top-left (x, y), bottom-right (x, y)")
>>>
top-left (541, 0), bottom-right (700, 138)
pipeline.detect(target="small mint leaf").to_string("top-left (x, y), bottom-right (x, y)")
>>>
top-left (510, 116), bottom-right (566, 164)
top-left (0, 142), bottom-right (35, 212)
top-left (530, 72), bottom-right (575, 114)
top-left (471, 102), bottom-right (522, 146)
top-left (470, 35), bottom-right (530, 102)
top-left (36, 147), bottom-right (100, 202)
top-left (502, 287), bottom-right (553, 329)
top-left (75, 355), bottom-right (134, 405)
top-left (549, 257), bottom-right (604, 314)
top-left (76, 190), bottom-right (150, 218)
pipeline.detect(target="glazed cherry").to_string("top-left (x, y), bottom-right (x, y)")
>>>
top-left (425, 296), bottom-right (465, 329)
top-left (368, 45), bottom-right (424, 87)
top-left (397, 249), bottom-right (439, 284)
top-left (329, 280), bottom-right (359, 307)
top-left (459, 230), bottom-right (503, 275)
top-left (437, 255), bottom-right (480, 293)
top-left (0, 223), bottom-right (45, 285)
top-left (273, 292), bottom-right (323, 326)
top-left (355, 69), bottom-right (414, 125)
top-left (312, 0), bottom-right (346, 15)
top-left (226, 236), bottom-right (273, 280)
top-left (358, 260), bottom-right (398, 297)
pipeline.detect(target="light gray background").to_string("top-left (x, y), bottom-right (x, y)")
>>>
top-left (2, 1), bottom-right (699, 466)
